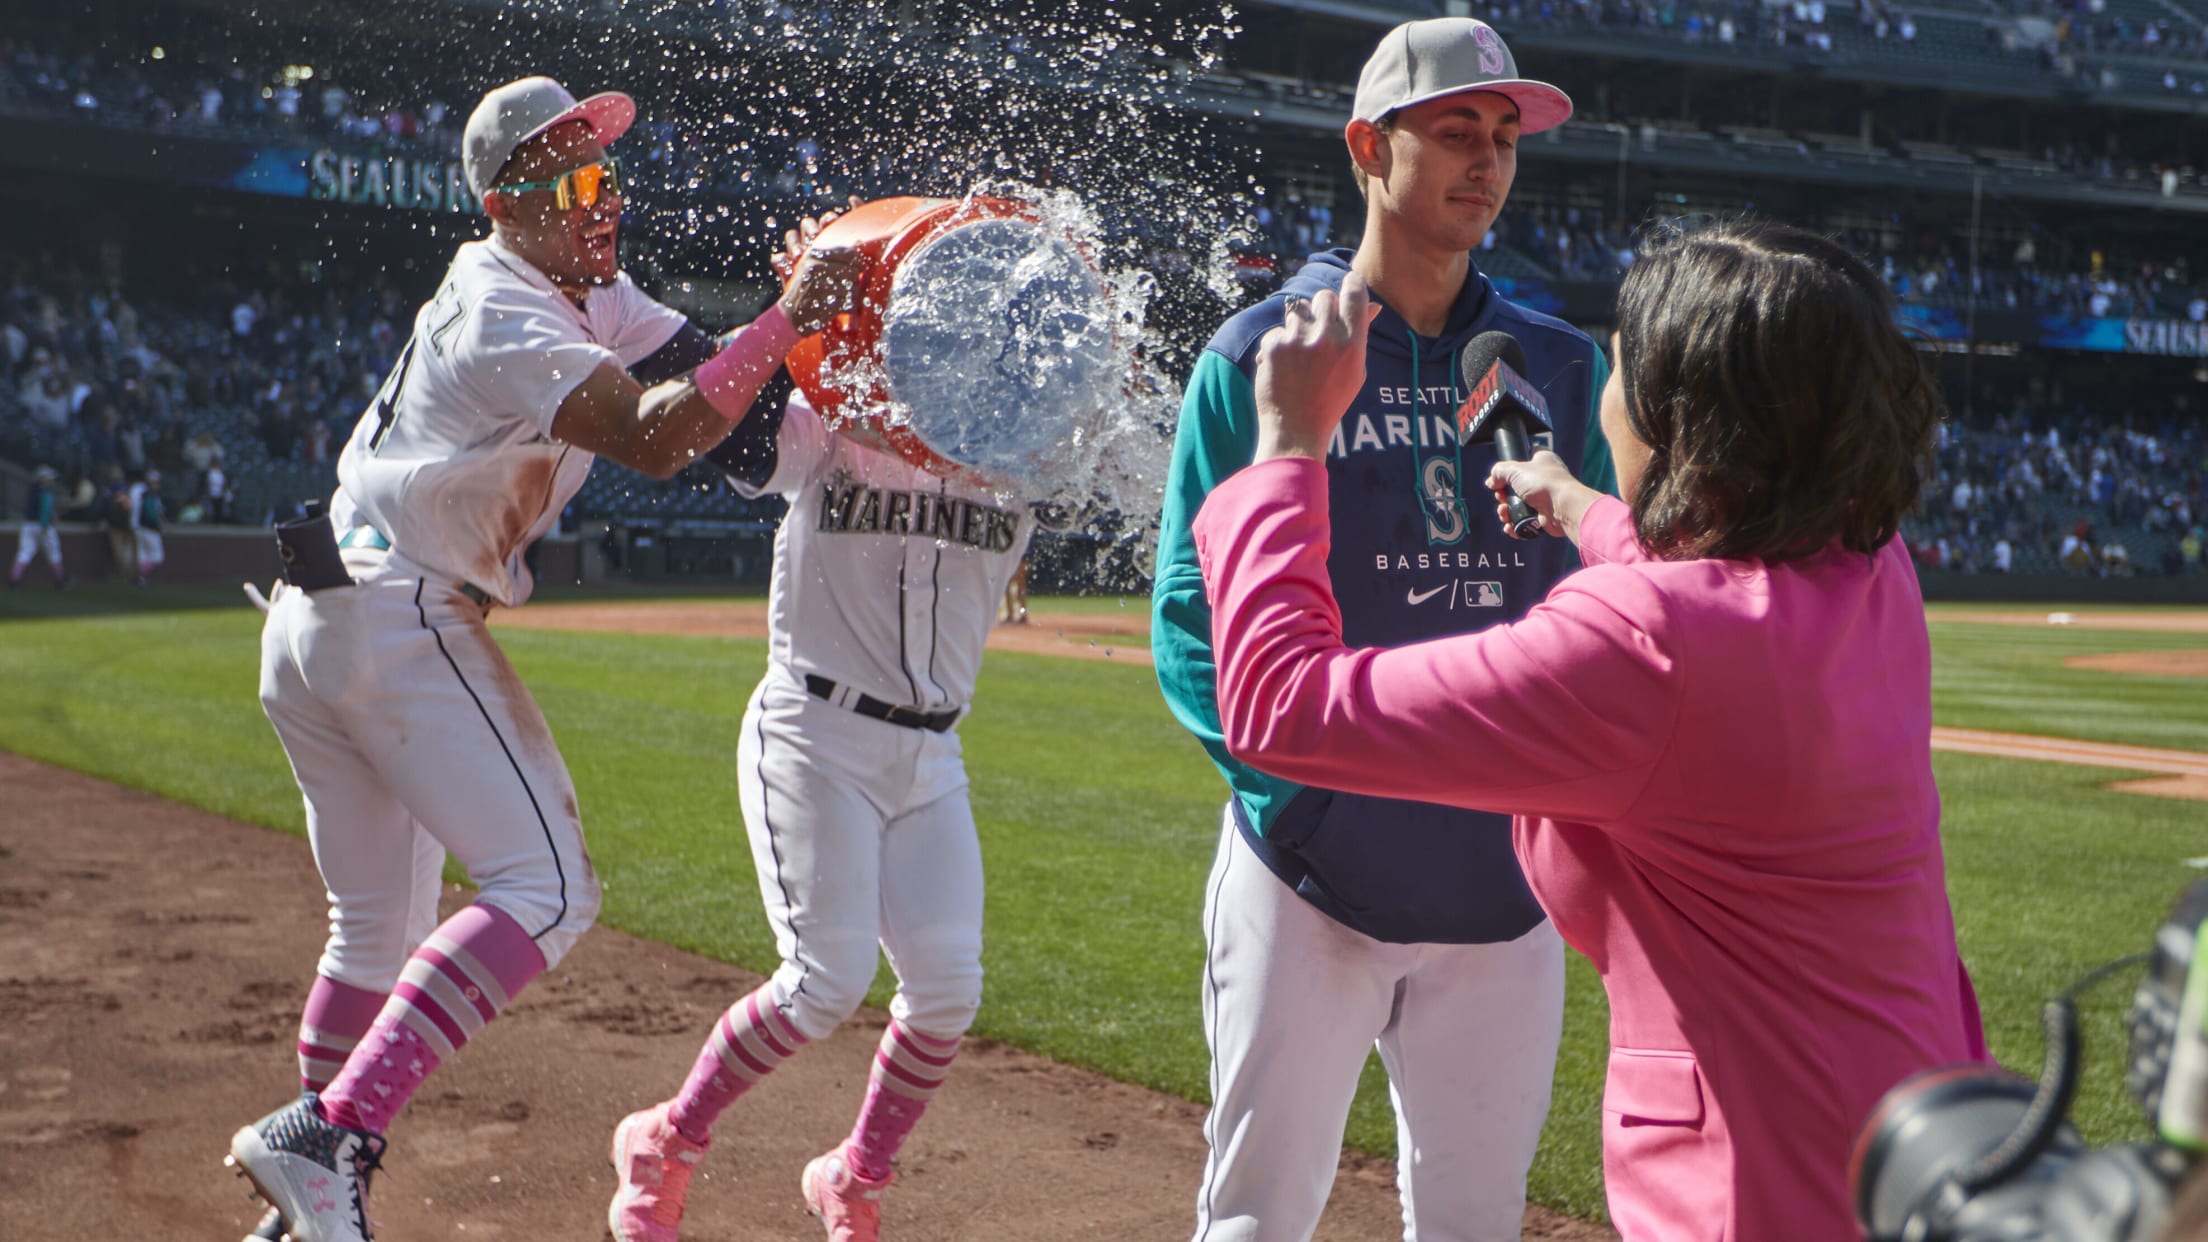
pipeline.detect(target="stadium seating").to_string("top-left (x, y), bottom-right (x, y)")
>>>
top-left (5, 13), bottom-right (2204, 583)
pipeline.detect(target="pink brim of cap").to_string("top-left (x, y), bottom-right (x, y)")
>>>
top-left (1389, 80), bottom-right (1573, 135)
top-left (523, 90), bottom-right (637, 149)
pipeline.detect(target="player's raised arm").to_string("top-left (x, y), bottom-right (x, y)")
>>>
top-left (549, 242), bottom-right (863, 479)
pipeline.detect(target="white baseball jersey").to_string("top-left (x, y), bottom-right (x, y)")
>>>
top-left (735, 392), bottom-right (1034, 712)
top-left (333, 234), bottom-right (686, 607)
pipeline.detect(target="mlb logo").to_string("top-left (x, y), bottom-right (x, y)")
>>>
top-left (1532, 431), bottom-right (1555, 453)
top-left (1467, 581), bottom-right (1504, 607)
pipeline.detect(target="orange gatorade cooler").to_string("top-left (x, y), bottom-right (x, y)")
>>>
top-left (776, 195), bottom-right (1119, 492)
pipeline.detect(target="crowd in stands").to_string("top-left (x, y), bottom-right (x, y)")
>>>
top-left (0, 36), bottom-right (854, 209)
top-left (6, 256), bottom-right (2207, 581)
top-left (1463, 202), bottom-right (2208, 322)
top-left (0, 259), bottom-right (417, 530)
top-left (0, 260), bottom-right (801, 539)
top-left (1483, 204), bottom-right (1641, 280)
top-left (2004, 0), bottom-right (2208, 64)
top-left (0, 37), bottom-right (463, 159)
top-left (14, 21), bottom-right (2208, 255)
top-left (1470, 0), bottom-right (1913, 54)
top-left (1469, 0), bottom-right (2208, 66)
top-left (1828, 226), bottom-right (2207, 318)
top-left (1249, 195), bottom-right (1338, 261)
top-left (7, 21), bottom-right (2208, 582)
top-left (1903, 402), bottom-right (2208, 576)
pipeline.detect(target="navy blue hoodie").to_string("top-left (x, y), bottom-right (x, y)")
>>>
top-left (1152, 249), bottom-right (1614, 944)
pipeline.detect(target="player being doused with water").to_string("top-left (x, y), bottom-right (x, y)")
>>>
top-left (225, 75), bottom-right (862, 1242)
top-left (604, 203), bottom-right (1048, 1242)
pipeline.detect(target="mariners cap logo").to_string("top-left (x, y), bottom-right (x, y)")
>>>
top-left (1473, 25), bottom-right (1506, 76)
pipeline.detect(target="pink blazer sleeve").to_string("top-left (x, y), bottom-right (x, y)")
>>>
top-left (1192, 458), bottom-right (1686, 824)
top-left (1575, 494), bottom-right (1647, 567)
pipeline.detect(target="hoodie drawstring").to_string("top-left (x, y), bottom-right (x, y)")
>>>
top-left (1407, 330), bottom-right (1469, 543)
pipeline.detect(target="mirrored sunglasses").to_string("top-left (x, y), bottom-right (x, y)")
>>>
top-left (496, 157), bottom-right (624, 211)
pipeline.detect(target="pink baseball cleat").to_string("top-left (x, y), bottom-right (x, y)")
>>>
top-left (801, 1144), bottom-right (895, 1242)
top-left (607, 1102), bottom-right (709, 1242)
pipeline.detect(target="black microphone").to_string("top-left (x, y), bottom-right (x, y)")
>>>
top-left (1455, 331), bottom-right (1556, 540)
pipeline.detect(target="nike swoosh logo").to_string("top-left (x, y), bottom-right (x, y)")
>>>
top-left (1406, 584), bottom-right (1449, 605)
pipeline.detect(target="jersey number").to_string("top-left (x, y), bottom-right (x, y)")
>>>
top-left (365, 282), bottom-right (465, 454)
top-left (366, 339), bottom-right (417, 453)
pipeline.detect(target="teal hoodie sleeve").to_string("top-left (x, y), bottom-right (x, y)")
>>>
top-left (1151, 349), bottom-right (1303, 833)
top-left (1577, 346), bottom-right (1618, 498)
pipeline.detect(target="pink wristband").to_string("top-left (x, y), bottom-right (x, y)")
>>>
top-left (695, 302), bottom-right (801, 421)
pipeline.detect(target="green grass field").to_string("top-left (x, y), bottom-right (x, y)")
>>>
top-left (2, 586), bottom-right (2203, 1222)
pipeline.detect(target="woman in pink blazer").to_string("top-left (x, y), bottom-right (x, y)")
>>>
top-left (1192, 220), bottom-right (1987, 1240)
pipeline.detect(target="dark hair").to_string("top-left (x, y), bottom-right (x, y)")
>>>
top-left (1614, 218), bottom-right (1942, 563)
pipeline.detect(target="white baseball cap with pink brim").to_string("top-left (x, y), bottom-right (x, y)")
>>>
top-left (1352, 18), bottom-right (1573, 135)
top-left (462, 76), bottom-right (636, 200)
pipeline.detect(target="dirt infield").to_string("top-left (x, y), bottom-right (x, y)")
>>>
top-left (508, 603), bottom-right (2208, 661)
top-left (512, 601), bottom-right (2208, 658)
top-left (494, 599), bottom-right (1158, 664)
top-left (1929, 727), bottom-right (2208, 803)
top-left (0, 752), bottom-right (1609, 1240)
top-left (2061, 650), bottom-right (2208, 678)
top-left (1923, 607), bottom-right (2208, 633)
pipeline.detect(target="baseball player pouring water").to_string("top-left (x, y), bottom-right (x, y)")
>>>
top-left (1154, 19), bottom-right (1615, 1241)
top-left (604, 212), bottom-right (1037, 1242)
top-left (223, 75), bottom-right (862, 1242)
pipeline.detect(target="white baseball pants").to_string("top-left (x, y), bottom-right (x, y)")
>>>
top-left (258, 561), bottom-right (600, 991)
top-left (1194, 808), bottom-right (1565, 1242)
top-left (14, 523), bottom-right (61, 571)
top-left (737, 672), bottom-right (984, 1043)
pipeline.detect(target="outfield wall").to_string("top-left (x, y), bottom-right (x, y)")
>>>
top-left (13, 526), bottom-right (584, 591)
top-left (17, 523), bottom-right (2205, 605)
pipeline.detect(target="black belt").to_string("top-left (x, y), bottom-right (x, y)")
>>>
top-left (804, 674), bottom-right (961, 733)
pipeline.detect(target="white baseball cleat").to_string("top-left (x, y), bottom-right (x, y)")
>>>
top-left (226, 1094), bottom-right (384, 1242)
top-left (243, 1204), bottom-right (288, 1241)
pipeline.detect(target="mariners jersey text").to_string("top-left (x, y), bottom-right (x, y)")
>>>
top-left (1377, 550), bottom-right (1529, 571)
top-left (816, 471), bottom-right (1022, 553)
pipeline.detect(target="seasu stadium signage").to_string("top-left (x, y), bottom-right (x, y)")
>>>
top-left (306, 150), bottom-right (478, 213)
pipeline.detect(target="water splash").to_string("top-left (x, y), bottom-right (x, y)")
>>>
top-left (806, 183), bottom-right (1176, 542)
top-left (608, 0), bottom-right (1260, 585)
top-left (218, 0), bottom-right (1276, 583)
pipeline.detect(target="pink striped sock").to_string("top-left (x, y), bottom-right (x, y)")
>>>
top-left (297, 976), bottom-right (387, 1095)
top-left (320, 904), bottom-right (546, 1134)
top-left (844, 1021), bottom-right (962, 1181)
top-left (666, 986), bottom-right (810, 1144)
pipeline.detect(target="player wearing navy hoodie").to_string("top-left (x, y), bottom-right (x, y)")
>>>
top-left (1152, 19), bottom-right (1615, 1241)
